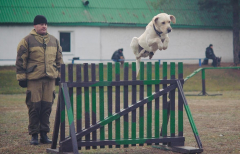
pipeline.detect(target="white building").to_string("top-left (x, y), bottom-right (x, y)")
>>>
top-left (0, 0), bottom-right (236, 65)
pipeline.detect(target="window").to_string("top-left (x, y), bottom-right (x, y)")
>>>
top-left (60, 32), bottom-right (71, 52)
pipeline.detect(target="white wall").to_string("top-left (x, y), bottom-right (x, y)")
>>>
top-left (0, 25), bottom-right (233, 65)
top-left (168, 29), bottom-right (232, 62)
top-left (100, 27), bottom-right (233, 64)
top-left (48, 26), bottom-right (101, 64)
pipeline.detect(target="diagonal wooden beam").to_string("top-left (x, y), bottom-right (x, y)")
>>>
top-left (61, 83), bottom-right (79, 154)
top-left (177, 80), bottom-right (203, 149)
top-left (60, 83), bottom-right (179, 148)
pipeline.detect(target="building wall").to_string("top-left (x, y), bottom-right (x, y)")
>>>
top-left (100, 27), bottom-right (232, 64)
top-left (0, 25), bottom-right (233, 65)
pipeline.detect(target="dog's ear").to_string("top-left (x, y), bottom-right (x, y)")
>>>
top-left (169, 15), bottom-right (176, 24)
top-left (152, 16), bottom-right (159, 24)
top-left (154, 17), bottom-right (159, 23)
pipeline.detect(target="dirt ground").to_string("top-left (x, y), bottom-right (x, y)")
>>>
top-left (0, 91), bottom-right (240, 154)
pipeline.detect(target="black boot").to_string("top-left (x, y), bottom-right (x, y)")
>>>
top-left (40, 131), bottom-right (52, 144)
top-left (30, 133), bottom-right (39, 145)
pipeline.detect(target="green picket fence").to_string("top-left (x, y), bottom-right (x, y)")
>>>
top-left (47, 62), bottom-right (203, 154)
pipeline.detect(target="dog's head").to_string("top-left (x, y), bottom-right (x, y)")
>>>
top-left (152, 13), bottom-right (176, 35)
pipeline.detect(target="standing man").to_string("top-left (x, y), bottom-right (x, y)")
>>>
top-left (111, 48), bottom-right (125, 65)
top-left (15, 15), bottom-right (63, 145)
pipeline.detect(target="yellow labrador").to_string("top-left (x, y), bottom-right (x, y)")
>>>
top-left (130, 13), bottom-right (176, 76)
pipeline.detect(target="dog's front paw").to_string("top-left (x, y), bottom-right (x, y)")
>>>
top-left (163, 47), bottom-right (168, 50)
top-left (162, 44), bottom-right (168, 50)
top-left (158, 44), bottom-right (163, 50)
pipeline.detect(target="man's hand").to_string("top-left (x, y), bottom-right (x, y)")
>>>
top-left (19, 80), bottom-right (27, 88)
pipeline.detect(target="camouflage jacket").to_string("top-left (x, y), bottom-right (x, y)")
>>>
top-left (16, 29), bottom-right (64, 81)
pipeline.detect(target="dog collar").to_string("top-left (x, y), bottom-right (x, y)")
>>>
top-left (153, 24), bottom-right (162, 37)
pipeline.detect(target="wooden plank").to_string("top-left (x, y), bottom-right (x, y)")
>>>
top-left (178, 62), bottom-right (184, 137)
top-left (61, 83), bottom-right (79, 154)
top-left (139, 62), bottom-right (144, 146)
top-left (153, 145), bottom-right (203, 154)
top-left (60, 64), bottom-right (65, 142)
top-left (83, 63), bottom-right (90, 150)
top-left (107, 63), bottom-right (113, 148)
top-left (123, 62), bottom-right (129, 148)
top-left (76, 137), bottom-right (185, 147)
top-left (99, 63), bottom-right (105, 148)
top-left (161, 62), bottom-right (168, 145)
top-left (177, 80), bottom-right (203, 149)
top-left (147, 62), bottom-right (152, 145)
top-left (91, 63), bottom-right (97, 149)
top-left (68, 64), bottom-right (74, 138)
top-left (170, 62), bottom-right (176, 137)
top-left (115, 62), bottom-right (121, 148)
top-left (131, 62), bottom-right (137, 146)
top-left (66, 79), bottom-right (177, 87)
top-left (68, 64), bottom-right (74, 119)
top-left (76, 64), bottom-right (82, 150)
top-left (154, 61), bottom-right (160, 145)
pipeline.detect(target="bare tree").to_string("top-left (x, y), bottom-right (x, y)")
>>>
top-left (198, 0), bottom-right (240, 65)
top-left (232, 0), bottom-right (240, 65)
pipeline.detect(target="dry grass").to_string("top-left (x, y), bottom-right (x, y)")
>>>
top-left (0, 91), bottom-right (240, 154)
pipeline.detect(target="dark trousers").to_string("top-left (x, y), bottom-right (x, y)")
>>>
top-left (209, 57), bottom-right (217, 67)
top-left (25, 78), bottom-right (55, 135)
top-left (203, 55), bottom-right (218, 67)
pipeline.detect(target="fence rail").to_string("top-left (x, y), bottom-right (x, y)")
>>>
top-left (184, 66), bottom-right (240, 96)
top-left (69, 58), bottom-right (204, 66)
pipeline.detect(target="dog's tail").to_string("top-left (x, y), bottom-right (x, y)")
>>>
top-left (136, 58), bottom-right (141, 77)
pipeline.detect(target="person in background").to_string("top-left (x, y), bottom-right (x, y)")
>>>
top-left (111, 48), bottom-right (125, 65)
top-left (15, 15), bottom-right (63, 145)
top-left (205, 44), bottom-right (221, 67)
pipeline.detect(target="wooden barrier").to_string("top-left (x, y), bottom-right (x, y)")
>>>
top-left (47, 62), bottom-right (203, 154)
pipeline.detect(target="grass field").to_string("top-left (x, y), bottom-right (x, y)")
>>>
top-left (0, 92), bottom-right (239, 154)
top-left (0, 63), bottom-right (240, 154)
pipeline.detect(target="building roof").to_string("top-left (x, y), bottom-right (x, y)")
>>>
top-left (0, 0), bottom-right (237, 29)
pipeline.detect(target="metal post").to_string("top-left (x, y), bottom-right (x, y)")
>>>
top-left (201, 69), bottom-right (206, 95)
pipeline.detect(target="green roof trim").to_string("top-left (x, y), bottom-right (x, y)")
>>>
top-left (0, 0), bottom-right (238, 29)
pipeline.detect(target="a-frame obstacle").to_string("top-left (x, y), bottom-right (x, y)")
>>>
top-left (47, 62), bottom-right (203, 154)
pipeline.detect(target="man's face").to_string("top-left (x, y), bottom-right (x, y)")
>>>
top-left (34, 23), bottom-right (47, 35)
